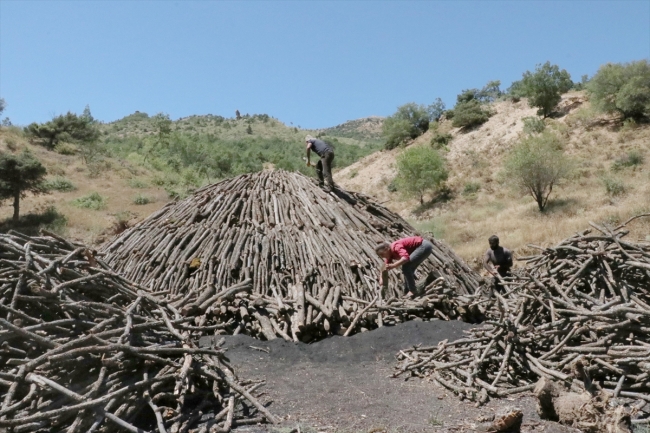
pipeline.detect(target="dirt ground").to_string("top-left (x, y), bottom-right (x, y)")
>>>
top-left (199, 320), bottom-right (577, 433)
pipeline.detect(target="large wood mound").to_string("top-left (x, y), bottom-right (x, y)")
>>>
top-left (102, 170), bottom-right (480, 341)
top-left (0, 231), bottom-right (275, 432)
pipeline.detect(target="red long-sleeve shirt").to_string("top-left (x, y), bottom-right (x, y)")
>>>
top-left (385, 236), bottom-right (423, 264)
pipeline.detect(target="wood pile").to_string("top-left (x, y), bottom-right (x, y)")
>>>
top-left (0, 231), bottom-right (276, 432)
top-left (102, 170), bottom-right (480, 342)
top-left (395, 216), bottom-right (650, 426)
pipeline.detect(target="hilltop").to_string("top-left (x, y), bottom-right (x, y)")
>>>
top-left (103, 111), bottom-right (383, 146)
top-left (335, 91), bottom-right (650, 268)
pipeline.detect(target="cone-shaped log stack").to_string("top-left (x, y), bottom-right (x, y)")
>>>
top-left (103, 170), bottom-right (480, 341)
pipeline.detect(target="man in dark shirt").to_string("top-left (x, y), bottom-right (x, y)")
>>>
top-left (483, 235), bottom-right (513, 292)
top-left (305, 135), bottom-right (335, 189)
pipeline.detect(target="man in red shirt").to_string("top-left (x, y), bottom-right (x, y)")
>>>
top-left (375, 236), bottom-right (434, 297)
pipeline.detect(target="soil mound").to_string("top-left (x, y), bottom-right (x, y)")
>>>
top-left (102, 170), bottom-right (480, 341)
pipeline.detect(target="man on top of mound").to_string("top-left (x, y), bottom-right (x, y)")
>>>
top-left (305, 135), bottom-right (335, 190)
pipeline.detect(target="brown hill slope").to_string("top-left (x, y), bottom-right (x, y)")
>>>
top-left (335, 91), bottom-right (650, 268)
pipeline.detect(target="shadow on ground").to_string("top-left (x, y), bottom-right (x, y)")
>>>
top-left (0, 206), bottom-right (67, 236)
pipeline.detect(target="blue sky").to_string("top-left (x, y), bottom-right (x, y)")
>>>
top-left (1, 1), bottom-right (649, 128)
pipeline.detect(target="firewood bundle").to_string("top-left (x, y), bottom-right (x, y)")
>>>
top-left (102, 170), bottom-right (480, 341)
top-left (0, 231), bottom-right (276, 432)
top-left (395, 216), bottom-right (650, 424)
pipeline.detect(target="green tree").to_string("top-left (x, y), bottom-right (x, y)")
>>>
top-left (0, 98), bottom-right (6, 117)
top-left (382, 103), bottom-right (430, 149)
top-left (394, 146), bottom-right (448, 204)
top-left (427, 98), bottom-right (446, 121)
top-left (0, 152), bottom-right (48, 220)
top-left (25, 112), bottom-right (100, 149)
top-left (519, 62), bottom-right (573, 118)
top-left (153, 113), bottom-right (172, 146)
top-left (503, 131), bottom-right (572, 211)
top-left (451, 88), bottom-right (493, 128)
top-left (81, 104), bottom-right (96, 124)
top-left (476, 80), bottom-right (502, 103)
top-left (587, 60), bottom-right (650, 120)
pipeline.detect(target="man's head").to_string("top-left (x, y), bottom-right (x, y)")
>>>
top-left (488, 235), bottom-right (499, 250)
top-left (375, 241), bottom-right (391, 259)
top-left (305, 135), bottom-right (315, 143)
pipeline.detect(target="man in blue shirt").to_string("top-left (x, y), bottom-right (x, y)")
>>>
top-left (305, 135), bottom-right (335, 189)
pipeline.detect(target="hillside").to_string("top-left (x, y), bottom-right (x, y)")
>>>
top-left (335, 91), bottom-right (650, 268)
top-left (0, 114), bottom-right (382, 244)
top-left (318, 116), bottom-right (384, 145)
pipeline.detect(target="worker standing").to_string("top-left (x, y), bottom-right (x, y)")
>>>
top-left (305, 135), bottom-right (335, 190)
top-left (483, 235), bottom-right (513, 292)
top-left (375, 236), bottom-right (433, 297)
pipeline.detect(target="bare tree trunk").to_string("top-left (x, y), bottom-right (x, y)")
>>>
top-left (12, 190), bottom-right (20, 221)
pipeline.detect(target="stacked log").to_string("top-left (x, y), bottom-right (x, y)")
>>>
top-left (0, 231), bottom-right (276, 432)
top-left (395, 216), bottom-right (650, 426)
top-left (102, 170), bottom-right (480, 341)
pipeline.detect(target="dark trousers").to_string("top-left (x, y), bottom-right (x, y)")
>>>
top-left (402, 239), bottom-right (434, 294)
top-left (492, 271), bottom-right (511, 293)
top-left (316, 151), bottom-right (335, 187)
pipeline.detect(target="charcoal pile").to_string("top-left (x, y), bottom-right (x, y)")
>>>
top-left (102, 170), bottom-right (480, 342)
top-left (395, 216), bottom-right (650, 427)
top-left (0, 231), bottom-right (276, 432)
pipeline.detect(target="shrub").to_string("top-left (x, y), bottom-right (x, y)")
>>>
top-left (452, 99), bottom-right (492, 128)
top-left (4, 137), bottom-right (17, 151)
top-left (383, 103), bottom-right (430, 149)
top-left (503, 131), bottom-right (573, 211)
top-left (462, 181), bottom-right (481, 195)
top-left (128, 178), bottom-right (149, 188)
top-left (612, 150), bottom-right (644, 170)
top-left (72, 192), bottom-right (107, 210)
top-left (517, 62), bottom-right (573, 118)
top-left (451, 87), bottom-right (494, 129)
top-left (394, 146), bottom-right (448, 204)
top-left (110, 211), bottom-right (134, 235)
top-left (133, 194), bottom-right (152, 205)
top-left (430, 132), bottom-right (453, 148)
top-left (602, 177), bottom-right (626, 196)
top-left (44, 177), bottom-right (76, 192)
top-left (54, 142), bottom-right (77, 155)
top-left (588, 60), bottom-right (650, 120)
top-left (349, 169), bottom-right (358, 179)
top-left (522, 117), bottom-right (546, 135)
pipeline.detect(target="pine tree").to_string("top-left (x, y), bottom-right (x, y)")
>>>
top-left (0, 152), bottom-right (48, 220)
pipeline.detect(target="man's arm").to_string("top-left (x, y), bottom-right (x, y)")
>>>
top-left (505, 250), bottom-right (513, 268)
top-left (386, 257), bottom-right (408, 270)
top-left (483, 251), bottom-right (497, 275)
top-left (306, 143), bottom-right (312, 166)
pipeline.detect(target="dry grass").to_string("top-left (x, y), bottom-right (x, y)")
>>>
top-left (0, 128), bottom-right (168, 245)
